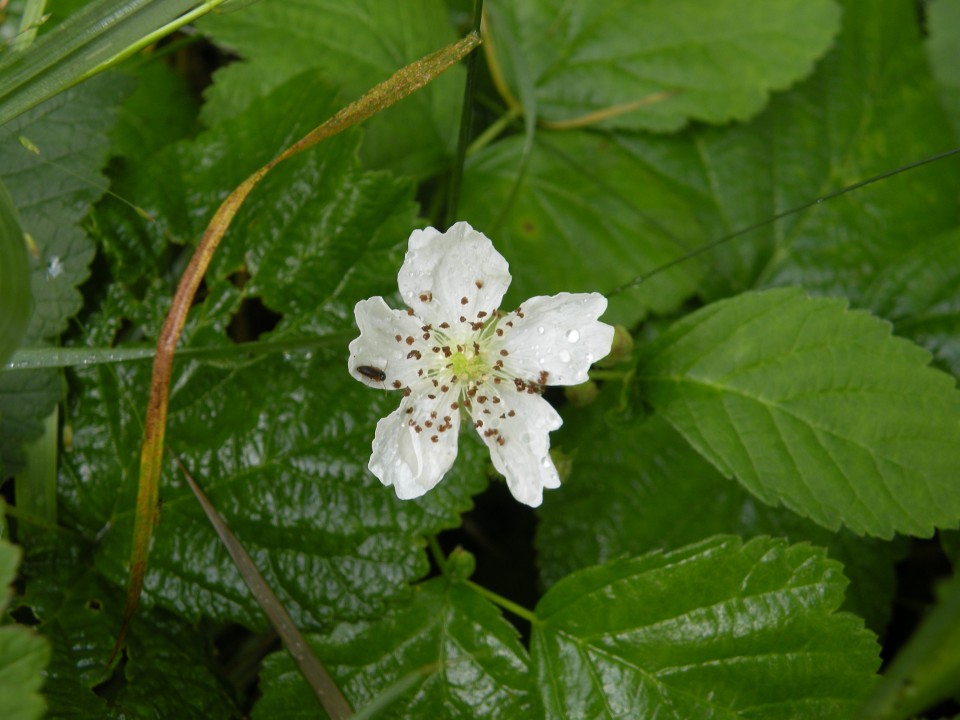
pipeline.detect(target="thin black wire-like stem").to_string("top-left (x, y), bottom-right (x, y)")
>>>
top-left (444, 0), bottom-right (485, 228)
top-left (606, 145), bottom-right (960, 297)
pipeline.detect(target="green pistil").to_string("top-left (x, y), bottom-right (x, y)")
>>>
top-left (450, 350), bottom-right (487, 381)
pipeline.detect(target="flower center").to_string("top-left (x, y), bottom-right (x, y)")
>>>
top-left (450, 347), bottom-right (488, 383)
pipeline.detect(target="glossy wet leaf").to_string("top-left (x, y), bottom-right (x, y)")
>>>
top-left (538, 393), bottom-right (905, 633)
top-left (198, 0), bottom-right (462, 177)
top-left (0, 73), bottom-right (129, 473)
top-left (648, 0), bottom-right (959, 303)
top-left (60, 75), bottom-right (485, 632)
top-left (459, 131), bottom-right (705, 326)
top-left (486, 0), bottom-right (840, 131)
top-left (639, 288), bottom-right (960, 538)
top-left (254, 577), bottom-right (534, 719)
top-left (0, 75), bottom-right (129, 341)
top-left (864, 228), bottom-right (960, 377)
top-left (532, 536), bottom-right (879, 719)
top-left (0, 540), bottom-right (49, 720)
top-left (17, 539), bottom-right (237, 719)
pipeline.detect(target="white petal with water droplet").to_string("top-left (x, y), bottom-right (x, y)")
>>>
top-left (500, 292), bottom-right (614, 385)
top-left (477, 392), bottom-right (562, 507)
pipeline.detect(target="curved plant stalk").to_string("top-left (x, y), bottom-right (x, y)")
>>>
top-left (111, 31), bottom-right (482, 666)
top-left (175, 457), bottom-right (352, 719)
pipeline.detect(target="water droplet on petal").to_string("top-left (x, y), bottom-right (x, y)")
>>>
top-left (540, 456), bottom-right (551, 468)
top-left (559, 349), bottom-right (571, 363)
top-left (565, 329), bottom-right (580, 343)
top-left (537, 326), bottom-right (545, 335)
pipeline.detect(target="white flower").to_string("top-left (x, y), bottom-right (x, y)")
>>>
top-left (348, 222), bottom-right (614, 507)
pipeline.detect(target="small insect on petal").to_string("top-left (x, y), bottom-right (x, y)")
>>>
top-left (357, 365), bottom-right (387, 382)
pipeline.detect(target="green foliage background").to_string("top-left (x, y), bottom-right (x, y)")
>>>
top-left (1, 0), bottom-right (960, 718)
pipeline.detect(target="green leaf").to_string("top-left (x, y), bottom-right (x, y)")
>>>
top-left (530, 0), bottom-right (960, 307)
top-left (253, 578), bottom-right (534, 719)
top-left (538, 392), bottom-right (905, 634)
top-left (198, 0), bottom-right (463, 178)
top-left (19, 539), bottom-right (238, 719)
top-left (459, 131), bottom-right (705, 326)
top-left (0, 72), bottom-right (129, 473)
top-left (486, 0), bottom-right (841, 131)
top-left (864, 228), bottom-right (960, 377)
top-left (639, 287), bottom-right (960, 538)
top-left (0, 72), bottom-right (128, 341)
top-left (0, 178), bottom-right (30, 366)
top-left (60, 74), bottom-right (485, 632)
top-left (0, 540), bottom-right (50, 720)
top-left (927, 0), bottom-right (960, 141)
top-left (532, 536), bottom-right (879, 719)
top-left (110, 58), bottom-right (199, 159)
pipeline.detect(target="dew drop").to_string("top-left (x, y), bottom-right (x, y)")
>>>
top-left (565, 329), bottom-right (580, 343)
top-left (559, 349), bottom-right (571, 363)
top-left (537, 326), bottom-right (545, 335)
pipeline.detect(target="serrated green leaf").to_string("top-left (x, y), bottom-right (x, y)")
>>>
top-left (254, 577), bottom-right (534, 719)
top-left (486, 0), bottom-right (841, 132)
top-left (459, 131), bottom-right (704, 326)
top-left (533, 0), bottom-right (960, 308)
top-left (0, 72), bottom-right (128, 337)
top-left (0, 72), bottom-right (129, 474)
top-left (533, 536), bottom-right (879, 719)
top-left (64, 348), bottom-right (486, 632)
top-left (19, 539), bottom-right (237, 719)
top-left (0, 178), bottom-right (30, 366)
top-left (0, 540), bottom-right (50, 720)
top-left (640, 287), bottom-right (960, 538)
top-left (60, 74), bottom-right (484, 633)
top-left (538, 392), bottom-right (905, 633)
top-left (198, 0), bottom-right (463, 178)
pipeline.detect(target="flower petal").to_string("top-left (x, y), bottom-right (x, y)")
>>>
top-left (398, 222), bottom-right (511, 326)
top-left (369, 391), bottom-right (462, 500)
top-left (499, 292), bottom-right (614, 386)
top-left (348, 297), bottom-right (433, 390)
top-left (473, 391), bottom-right (562, 507)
